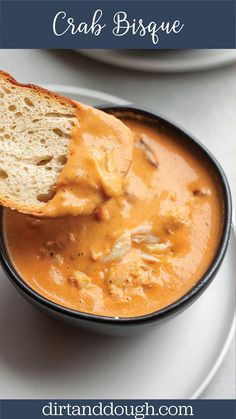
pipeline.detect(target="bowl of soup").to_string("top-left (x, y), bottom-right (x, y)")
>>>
top-left (0, 106), bottom-right (232, 335)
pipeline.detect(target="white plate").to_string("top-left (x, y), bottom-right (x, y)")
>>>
top-left (78, 50), bottom-right (236, 73)
top-left (0, 86), bottom-right (234, 399)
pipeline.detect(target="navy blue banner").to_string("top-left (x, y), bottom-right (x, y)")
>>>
top-left (1, 400), bottom-right (236, 419)
top-left (0, 0), bottom-right (235, 48)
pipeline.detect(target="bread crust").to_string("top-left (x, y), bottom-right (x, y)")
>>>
top-left (0, 70), bottom-right (76, 110)
top-left (0, 70), bottom-right (77, 217)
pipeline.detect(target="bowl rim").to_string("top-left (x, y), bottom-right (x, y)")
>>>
top-left (0, 105), bottom-right (232, 326)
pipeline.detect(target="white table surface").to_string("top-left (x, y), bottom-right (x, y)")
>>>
top-left (0, 49), bottom-right (235, 399)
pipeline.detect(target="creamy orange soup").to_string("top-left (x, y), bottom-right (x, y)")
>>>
top-left (4, 117), bottom-right (223, 317)
top-left (38, 103), bottom-right (133, 217)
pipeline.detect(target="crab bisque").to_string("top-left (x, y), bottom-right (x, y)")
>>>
top-left (4, 117), bottom-right (223, 317)
top-left (39, 103), bottom-right (133, 217)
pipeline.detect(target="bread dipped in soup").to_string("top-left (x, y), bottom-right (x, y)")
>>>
top-left (2, 87), bottom-right (223, 317)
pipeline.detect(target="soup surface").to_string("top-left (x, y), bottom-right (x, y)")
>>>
top-left (38, 103), bottom-right (133, 217)
top-left (4, 117), bottom-right (223, 317)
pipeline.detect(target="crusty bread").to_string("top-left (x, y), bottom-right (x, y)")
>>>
top-left (0, 70), bottom-right (77, 215)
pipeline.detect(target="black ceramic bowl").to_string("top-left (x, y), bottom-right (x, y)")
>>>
top-left (0, 106), bottom-right (232, 335)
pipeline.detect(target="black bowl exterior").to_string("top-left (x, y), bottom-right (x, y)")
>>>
top-left (0, 106), bottom-right (232, 335)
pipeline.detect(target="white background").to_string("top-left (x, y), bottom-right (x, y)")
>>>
top-left (0, 49), bottom-right (235, 398)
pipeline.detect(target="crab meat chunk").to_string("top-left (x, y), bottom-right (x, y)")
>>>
top-left (79, 284), bottom-right (104, 312)
top-left (68, 271), bottom-right (91, 289)
top-left (163, 205), bottom-right (188, 233)
top-left (106, 263), bottom-right (160, 302)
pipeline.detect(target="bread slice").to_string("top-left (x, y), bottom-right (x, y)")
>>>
top-left (0, 71), bottom-right (134, 218)
top-left (0, 71), bottom-right (78, 215)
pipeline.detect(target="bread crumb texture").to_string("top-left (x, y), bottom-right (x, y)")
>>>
top-left (0, 71), bottom-right (77, 211)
